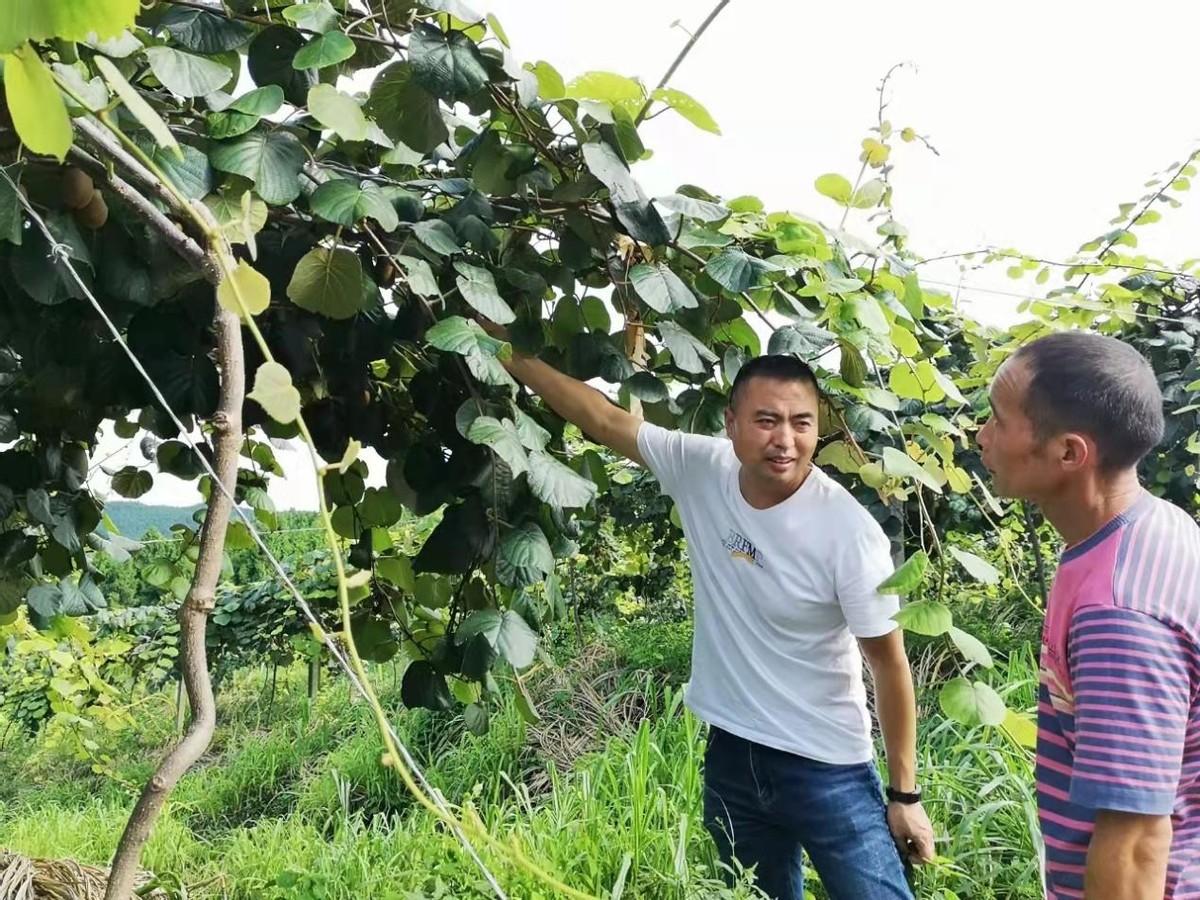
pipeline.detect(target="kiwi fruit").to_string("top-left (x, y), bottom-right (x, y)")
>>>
top-left (62, 167), bottom-right (94, 210)
top-left (75, 192), bottom-right (108, 229)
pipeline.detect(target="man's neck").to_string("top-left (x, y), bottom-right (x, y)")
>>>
top-left (1040, 471), bottom-right (1145, 547)
top-left (737, 465), bottom-right (811, 510)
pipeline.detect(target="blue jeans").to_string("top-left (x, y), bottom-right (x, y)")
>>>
top-left (703, 727), bottom-right (913, 900)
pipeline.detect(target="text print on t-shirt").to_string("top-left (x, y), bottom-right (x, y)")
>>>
top-left (722, 529), bottom-right (765, 568)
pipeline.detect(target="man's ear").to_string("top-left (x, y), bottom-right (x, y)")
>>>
top-left (724, 405), bottom-right (736, 436)
top-left (1060, 432), bottom-right (1092, 472)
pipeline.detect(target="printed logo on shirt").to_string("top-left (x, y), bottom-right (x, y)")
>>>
top-left (722, 529), bottom-right (765, 568)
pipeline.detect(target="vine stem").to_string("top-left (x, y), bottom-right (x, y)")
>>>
top-left (634, 0), bottom-right (734, 126)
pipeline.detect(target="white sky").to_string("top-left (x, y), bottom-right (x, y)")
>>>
top-left (99, 0), bottom-right (1200, 510)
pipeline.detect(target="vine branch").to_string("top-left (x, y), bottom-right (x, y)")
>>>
top-left (634, 0), bottom-right (733, 125)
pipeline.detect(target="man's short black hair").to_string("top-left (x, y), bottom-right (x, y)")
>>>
top-left (1013, 331), bottom-right (1164, 472)
top-left (729, 354), bottom-right (820, 408)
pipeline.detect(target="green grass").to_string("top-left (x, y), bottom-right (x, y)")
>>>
top-left (0, 634), bottom-right (1041, 900)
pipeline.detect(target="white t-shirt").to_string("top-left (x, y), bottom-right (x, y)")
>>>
top-left (637, 422), bottom-right (901, 764)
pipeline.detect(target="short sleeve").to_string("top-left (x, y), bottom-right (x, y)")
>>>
top-left (1067, 606), bottom-right (1192, 815)
top-left (834, 515), bottom-right (901, 638)
top-left (635, 422), bottom-right (724, 498)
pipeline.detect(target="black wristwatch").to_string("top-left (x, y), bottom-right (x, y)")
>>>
top-left (886, 784), bottom-right (922, 805)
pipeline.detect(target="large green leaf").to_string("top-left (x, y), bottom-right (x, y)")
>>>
top-left (527, 450), bottom-right (597, 509)
top-left (365, 62), bottom-right (448, 153)
top-left (309, 179), bottom-right (399, 231)
top-left (414, 494), bottom-right (494, 574)
top-left (947, 546), bottom-right (1001, 585)
top-left (248, 361), bottom-right (301, 424)
top-left (282, 1), bottom-right (340, 32)
top-left (629, 262), bottom-right (696, 313)
top-left (397, 255), bottom-right (439, 297)
top-left (496, 522), bottom-right (553, 588)
top-left (0, 0), bottom-right (138, 53)
top-left (4, 45), bottom-right (72, 161)
top-left (95, 55), bottom-right (179, 156)
top-left (409, 23), bottom-right (488, 101)
top-left (566, 71), bottom-right (643, 107)
top-left (401, 659), bottom-right (454, 711)
top-left (705, 248), bottom-right (780, 294)
top-left (892, 599), bottom-right (952, 636)
top-left (111, 466), bottom-right (152, 499)
top-left (247, 25), bottom-right (314, 106)
top-left (949, 626), bottom-right (994, 669)
top-left (581, 141), bottom-right (669, 246)
top-left (144, 46), bottom-right (232, 98)
top-left (876, 550), bottom-right (928, 595)
top-left (157, 6), bottom-right (253, 53)
top-left (425, 316), bottom-right (515, 391)
top-left (412, 219), bottom-right (461, 256)
top-left (209, 130), bottom-right (305, 205)
top-left (293, 31), bottom-right (355, 70)
top-left (287, 247), bottom-right (366, 319)
top-left (496, 609), bottom-right (537, 669)
top-left (652, 87), bottom-right (720, 134)
top-left (939, 677), bottom-right (1006, 727)
top-left (882, 446), bottom-right (943, 494)
top-left (454, 262), bottom-right (514, 325)
top-left (144, 140), bottom-right (212, 200)
top-left (657, 321), bottom-right (717, 374)
top-left (467, 416), bottom-right (528, 476)
top-left (307, 84), bottom-right (369, 141)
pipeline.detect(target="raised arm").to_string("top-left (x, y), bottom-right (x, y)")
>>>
top-left (501, 343), bottom-right (646, 466)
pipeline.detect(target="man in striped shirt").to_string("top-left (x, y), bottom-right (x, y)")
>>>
top-left (978, 331), bottom-right (1200, 899)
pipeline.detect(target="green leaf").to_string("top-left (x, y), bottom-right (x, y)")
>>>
top-left (512, 406), bottom-right (550, 451)
top-left (292, 31), bottom-right (355, 70)
top-left (309, 179), bottom-right (400, 231)
top-left (111, 466), bottom-right (152, 499)
top-left (401, 660), bottom-right (453, 711)
top-left (397, 255), bottom-right (439, 297)
top-left (850, 178), bottom-right (885, 209)
top-left (947, 546), bottom-right (1001, 585)
top-left (307, 83), bottom-right (370, 142)
top-left (51, 62), bottom-right (108, 113)
top-left (629, 262), bottom-right (696, 313)
top-left (581, 141), bottom-right (669, 246)
top-left (528, 450), bottom-right (597, 509)
top-left (228, 85), bottom-right (285, 116)
top-left (463, 702), bottom-right (489, 735)
top-left (0, 0), bottom-right (138, 53)
top-left (412, 219), bottom-right (461, 256)
top-left (625, 371), bottom-right (669, 403)
top-left (876, 550), bottom-right (929, 595)
top-left (5, 45), bottom-right (72, 161)
top-left (158, 6), bottom-right (253, 53)
top-left (217, 259), bottom-right (270, 318)
top-left (366, 62), bottom-right (448, 153)
top-left (497, 609), bottom-right (537, 669)
top-left (652, 87), bottom-right (720, 134)
top-left (425, 316), bottom-right (515, 389)
top-left (454, 262), bottom-right (515, 324)
top-left (287, 246), bottom-right (366, 319)
top-left (144, 46), bottom-right (232, 98)
top-left (939, 677), bottom-right (1006, 727)
top-left (409, 23), bottom-right (488, 101)
top-left (204, 189), bottom-right (268, 246)
top-left (456, 608), bottom-right (502, 646)
top-left (658, 321), bottom-right (717, 374)
top-left (654, 192), bottom-right (729, 223)
top-left (248, 361), bottom-right (301, 423)
top-left (467, 416), bottom-right (528, 476)
top-left (892, 599), bottom-right (952, 636)
top-left (815, 173), bottom-right (853, 205)
top-left (496, 522), bottom-right (553, 588)
top-left (768, 322), bottom-right (835, 359)
top-left (247, 25), bottom-right (315, 106)
top-left (415, 495), bottom-right (494, 574)
top-left (1001, 709), bottom-right (1037, 748)
top-left (882, 446), bottom-right (943, 494)
top-left (889, 360), bottom-right (945, 403)
top-left (377, 555), bottom-right (416, 593)
top-left (566, 71), bottom-right (643, 107)
top-left (527, 60), bottom-right (565, 100)
top-left (209, 129), bottom-right (305, 205)
top-left (949, 626), bottom-right (994, 669)
top-left (282, 1), bottom-right (340, 33)
top-left (705, 248), bottom-right (770, 293)
top-left (848, 294), bottom-right (889, 335)
top-left (514, 676), bottom-right (540, 723)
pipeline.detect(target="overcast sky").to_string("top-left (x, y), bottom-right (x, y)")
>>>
top-left (101, 1), bottom-right (1199, 510)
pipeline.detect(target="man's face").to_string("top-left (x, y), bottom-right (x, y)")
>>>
top-left (725, 376), bottom-right (820, 492)
top-left (977, 358), bottom-right (1062, 501)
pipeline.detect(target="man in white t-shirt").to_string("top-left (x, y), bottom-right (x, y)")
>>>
top-left (494, 343), bottom-right (934, 899)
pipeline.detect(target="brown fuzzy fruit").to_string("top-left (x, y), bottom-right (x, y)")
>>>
top-left (75, 192), bottom-right (108, 229)
top-left (62, 167), bottom-right (94, 210)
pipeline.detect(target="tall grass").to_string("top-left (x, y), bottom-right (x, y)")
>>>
top-left (0, 639), bottom-right (1041, 900)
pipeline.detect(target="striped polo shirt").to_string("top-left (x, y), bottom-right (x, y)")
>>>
top-left (1038, 492), bottom-right (1200, 898)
